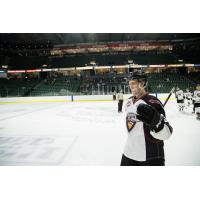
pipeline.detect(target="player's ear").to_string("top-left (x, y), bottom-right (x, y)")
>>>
top-left (139, 81), bottom-right (145, 88)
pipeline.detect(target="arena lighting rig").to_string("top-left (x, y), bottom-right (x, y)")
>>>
top-left (3, 63), bottom-right (199, 74)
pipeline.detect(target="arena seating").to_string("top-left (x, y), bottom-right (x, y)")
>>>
top-left (148, 72), bottom-right (196, 93)
top-left (80, 72), bottom-right (197, 94)
top-left (186, 72), bottom-right (200, 84)
top-left (0, 72), bottom-right (198, 97)
top-left (29, 76), bottom-right (81, 96)
top-left (0, 78), bottom-right (40, 97)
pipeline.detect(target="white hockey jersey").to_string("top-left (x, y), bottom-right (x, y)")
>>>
top-left (193, 90), bottom-right (200, 103)
top-left (176, 90), bottom-right (184, 100)
top-left (117, 92), bottom-right (123, 100)
top-left (184, 91), bottom-right (192, 100)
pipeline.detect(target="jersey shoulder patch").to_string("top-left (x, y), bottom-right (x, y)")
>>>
top-left (128, 96), bottom-right (133, 99)
top-left (142, 94), bottom-right (163, 106)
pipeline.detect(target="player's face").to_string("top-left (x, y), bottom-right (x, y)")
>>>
top-left (129, 80), bottom-right (144, 97)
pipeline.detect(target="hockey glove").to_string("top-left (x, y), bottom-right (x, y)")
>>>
top-left (136, 103), bottom-right (164, 132)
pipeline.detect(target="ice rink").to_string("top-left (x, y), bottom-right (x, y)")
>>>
top-left (0, 97), bottom-right (200, 166)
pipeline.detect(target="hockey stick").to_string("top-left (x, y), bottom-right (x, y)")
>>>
top-left (163, 87), bottom-right (175, 107)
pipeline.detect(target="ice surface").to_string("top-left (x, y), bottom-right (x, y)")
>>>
top-left (0, 99), bottom-right (199, 165)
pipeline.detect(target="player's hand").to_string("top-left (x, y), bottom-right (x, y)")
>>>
top-left (136, 103), bottom-right (162, 130)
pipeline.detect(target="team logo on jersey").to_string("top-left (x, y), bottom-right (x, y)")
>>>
top-left (126, 113), bottom-right (137, 132)
top-left (126, 101), bottom-right (131, 107)
top-left (149, 99), bottom-right (162, 105)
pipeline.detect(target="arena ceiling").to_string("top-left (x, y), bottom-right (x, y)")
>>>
top-left (1, 33), bottom-right (200, 45)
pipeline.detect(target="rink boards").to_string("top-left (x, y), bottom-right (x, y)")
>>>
top-left (0, 94), bottom-right (176, 104)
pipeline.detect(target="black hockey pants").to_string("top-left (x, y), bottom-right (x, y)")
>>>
top-left (118, 100), bottom-right (123, 112)
top-left (120, 154), bottom-right (165, 166)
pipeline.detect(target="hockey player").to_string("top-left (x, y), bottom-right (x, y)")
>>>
top-left (117, 90), bottom-right (124, 113)
top-left (112, 90), bottom-right (116, 101)
top-left (121, 72), bottom-right (173, 166)
top-left (184, 88), bottom-right (192, 108)
top-left (175, 88), bottom-right (185, 111)
top-left (193, 85), bottom-right (200, 119)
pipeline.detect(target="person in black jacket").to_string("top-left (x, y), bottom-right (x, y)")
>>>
top-left (121, 72), bottom-right (173, 166)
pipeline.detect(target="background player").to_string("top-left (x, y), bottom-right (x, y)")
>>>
top-left (184, 88), bottom-right (193, 108)
top-left (175, 87), bottom-right (185, 111)
top-left (193, 85), bottom-right (200, 119)
top-left (117, 89), bottom-right (124, 113)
